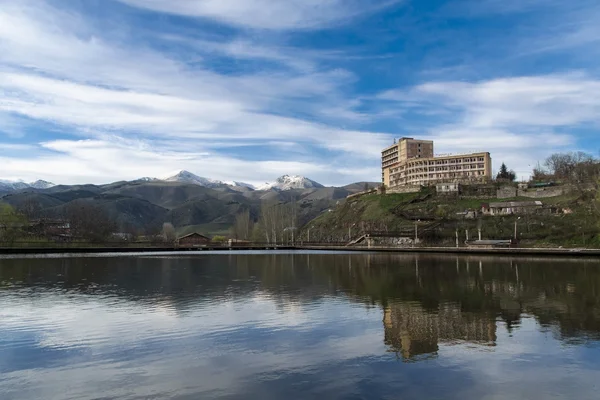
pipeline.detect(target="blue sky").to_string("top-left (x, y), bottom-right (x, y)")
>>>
top-left (0, 0), bottom-right (599, 186)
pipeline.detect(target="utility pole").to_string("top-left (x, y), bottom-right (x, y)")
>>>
top-left (349, 223), bottom-right (356, 241)
top-left (514, 217), bottom-right (520, 240)
top-left (414, 221), bottom-right (418, 245)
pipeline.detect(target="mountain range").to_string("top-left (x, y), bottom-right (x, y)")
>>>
top-left (1, 171), bottom-right (335, 194)
top-left (0, 180), bottom-right (56, 191)
top-left (0, 171), bottom-right (379, 236)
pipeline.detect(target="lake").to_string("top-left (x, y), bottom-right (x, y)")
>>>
top-left (1, 252), bottom-right (600, 399)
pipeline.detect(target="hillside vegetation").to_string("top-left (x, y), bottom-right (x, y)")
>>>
top-left (0, 180), bottom-right (377, 240)
top-left (303, 151), bottom-right (600, 247)
top-left (302, 186), bottom-right (600, 247)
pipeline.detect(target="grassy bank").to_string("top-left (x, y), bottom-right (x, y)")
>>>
top-left (302, 187), bottom-right (600, 248)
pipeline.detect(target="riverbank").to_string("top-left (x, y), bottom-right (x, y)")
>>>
top-left (1, 245), bottom-right (599, 258)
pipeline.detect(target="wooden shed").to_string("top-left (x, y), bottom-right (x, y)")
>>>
top-left (177, 232), bottom-right (211, 248)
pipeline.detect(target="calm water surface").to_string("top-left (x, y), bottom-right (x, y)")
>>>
top-left (1, 252), bottom-right (600, 399)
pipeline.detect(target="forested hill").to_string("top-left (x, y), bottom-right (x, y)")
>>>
top-left (0, 180), bottom-right (379, 237)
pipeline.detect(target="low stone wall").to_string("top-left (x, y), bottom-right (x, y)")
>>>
top-left (387, 185), bottom-right (421, 194)
top-left (496, 186), bottom-right (517, 199)
top-left (346, 189), bottom-right (377, 200)
top-left (518, 186), bottom-right (568, 198)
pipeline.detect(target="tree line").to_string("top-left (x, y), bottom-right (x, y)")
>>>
top-left (497, 151), bottom-right (599, 185)
top-left (228, 199), bottom-right (299, 244)
top-left (532, 151), bottom-right (600, 184)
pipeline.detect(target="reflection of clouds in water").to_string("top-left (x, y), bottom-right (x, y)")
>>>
top-left (4, 295), bottom-right (598, 400)
top-left (437, 317), bottom-right (600, 400)
top-left (1, 290), bottom-right (380, 351)
top-left (2, 254), bottom-right (600, 400)
top-left (1, 293), bottom-right (386, 400)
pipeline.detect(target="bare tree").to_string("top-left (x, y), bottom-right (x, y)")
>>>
top-left (259, 200), bottom-right (297, 244)
top-left (66, 200), bottom-right (116, 242)
top-left (260, 201), bottom-right (275, 244)
top-left (162, 222), bottom-right (176, 243)
top-left (18, 197), bottom-right (42, 220)
top-left (544, 152), bottom-right (596, 182)
top-left (232, 209), bottom-right (252, 240)
top-left (531, 162), bottom-right (552, 182)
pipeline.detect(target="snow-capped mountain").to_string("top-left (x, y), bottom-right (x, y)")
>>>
top-left (0, 179), bottom-right (55, 191)
top-left (257, 175), bottom-right (324, 191)
top-left (158, 170), bottom-right (256, 190)
top-left (29, 180), bottom-right (56, 189)
top-left (160, 170), bottom-right (224, 188)
top-left (224, 181), bottom-right (256, 190)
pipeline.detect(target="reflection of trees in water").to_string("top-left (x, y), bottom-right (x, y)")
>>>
top-left (1, 253), bottom-right (599, 352)
top-left (320, 254), bottom-right (600, 357)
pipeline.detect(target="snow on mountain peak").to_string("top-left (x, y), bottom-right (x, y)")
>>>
top-left (224, 181), bottom-right (256, 190)
top-left (160, 170), bottom-right (223, 188)
top-left (158, 170), bottom-right (255, 190)
top-left (29, 180), bottom-right (56, 189)
top-left (0, 179), bottom-right (55, 191)
top-left (257, 175), bottom-right (324, 191)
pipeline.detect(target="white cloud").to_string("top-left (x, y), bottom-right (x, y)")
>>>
top-left (378, 73), bottom-right (600, 177)
top-left (0, 1), bottom-right (393, 184)
top-left (417, 74), bottom-right (600, 129)
top-left (1, 0), bottom-right (596, 185)
top-left (0, 143), bottom-right (34, 151)
top-left (0, 70), bottom-right (388, 154)
top-left (0, 137), bottom-right (381, 186)
top-left (117, 0), bottom-right (401, 30)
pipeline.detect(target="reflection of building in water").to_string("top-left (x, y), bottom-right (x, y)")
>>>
top-left (383, 302), bottom-right (496, 361)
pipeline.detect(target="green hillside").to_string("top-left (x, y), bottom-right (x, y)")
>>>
top-left (302, 186), bottom-right (600, 248)
top-left (0, 180), bottom-right (366, 237)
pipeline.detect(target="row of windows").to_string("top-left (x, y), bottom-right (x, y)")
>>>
top-left (386, 157), bottom-right (487, 168)
top-left (389, 171), bottom-right (487, 185)
top-left (389, 164), bottom-right (486, 175)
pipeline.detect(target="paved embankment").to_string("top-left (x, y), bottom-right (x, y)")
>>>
top-left (1, 245), bottom-right (599, 258)
top-left (298, 245), bottom-right (600, 258)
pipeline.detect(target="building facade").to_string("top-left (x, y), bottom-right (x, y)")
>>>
top-left (382, 138), bottom-right (492, 188)
top-left (381, 138), bottom-right (433, 182)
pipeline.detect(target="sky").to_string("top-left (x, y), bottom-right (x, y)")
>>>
top-left (1, 0), bottom-right (600, 186)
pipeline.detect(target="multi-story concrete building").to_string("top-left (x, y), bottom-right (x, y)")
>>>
top-left (382, 138), bottom-right (492, 188)
top-left (381, 138), bottom-right (433, 183)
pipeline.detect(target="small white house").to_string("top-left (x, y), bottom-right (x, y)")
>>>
top-left (436, 183), bottom-right (460, 195)
top-left (483, 201), bottom-right (543, 216)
